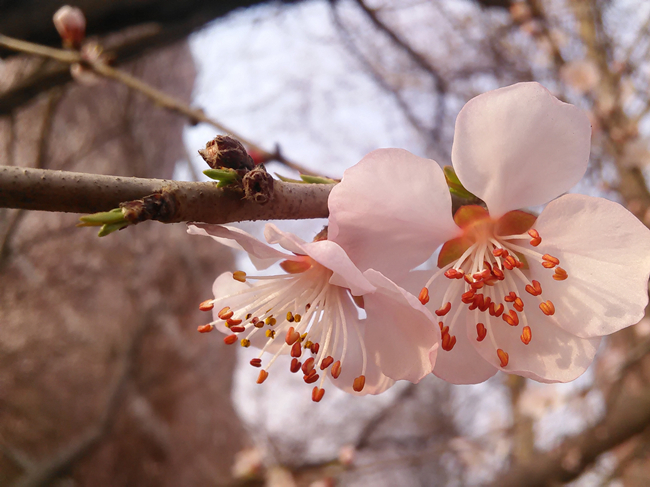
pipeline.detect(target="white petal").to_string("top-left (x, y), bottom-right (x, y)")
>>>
top-left (188, 224), bottom-right (290, 270)
top-left (452, 82), bottom-right (591, 217)
top-left (328, 148), bottom-right (458, 280)
top-left (363, 270), bottom-right (439, 383)
top-left (264, 223), bottom-right (309, 255)
top-left (470, 292), bottom-right (601, 383)
top-left (530, 193), bottom-right (650, 338)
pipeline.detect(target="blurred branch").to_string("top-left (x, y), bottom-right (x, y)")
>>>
top-left (10, 316), bottom-right (150, 487)
top-left (0, 34), bottom-right (318, 176)
top-left (489, 387), bottom-right (650, 486)
top-left (0, 166), bottom-right (331, 223)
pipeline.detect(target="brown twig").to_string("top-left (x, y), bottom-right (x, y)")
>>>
top-left (0, 33), bottom-right (319, 177)
top-left (0, 166), bottom-right (331, 223)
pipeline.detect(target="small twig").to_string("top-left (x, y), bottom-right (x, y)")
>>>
top-left (0, 33), bottom-right (319, 177)
top-left (0, 166), bottom-right (331, 224)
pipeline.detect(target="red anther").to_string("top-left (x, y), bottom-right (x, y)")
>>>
top-left (218, 307), bottom-right (234, 320)
top-left (471, 280), bottom-right (485, 290)
top-left (493, 303), bottom-right (505, 317)
top-left (483, 261), bottom-right (493, 272)
top-left (227, 318), bottom-right (243, 327)
top-left (492, 268), bottom-right (505, 280)
top-left (250, 358), bottom-right (262, 367)
top-left (528, 229), bottom-right (542, 247)
top-left (442, 333), bottom-right (457, 351)
top-left (542, 254), bottom-right (560, 266)
top-left (290, 358), bottom-right (302, 373)
top-left (469, 294), bottom-right (484, 311)
top-left (476, 323), bottom-right (487, 341)
top-left (489, 302), bottom-right (496, 316)
top-left (497, 349), bottom-right (509, 367)
top-left (492, 248), bottom-right (505, 257)
top-left (419, 287), bottom-right (430, 305)
top-left (310, 342), bottom-right (320, 355)
top-left (291, 342), bottom-right (302, 358)
top-left (302, 357), bottom-right (315, 375)
top-left (199, 300), bottom-right (214, 312)
top-left (444, 269), bottom-right (459, 279)
top-left (504, 292), bottom-right (517, 302)
top-left (539, 300), bottom-right (556, 316)
top-left (521, 326), bottom-right (532, 345)
top-left (438, 321), bottom-right (444, 331)
top-left (473, 269), bottom-right (491, 281)
top-left (353, 375), bottom-right (366, 392)
top-left (542, 262), bottom-right (555, 269)
top-left (515, 259), bottom-right (524, 269)
top-left (331, 361), bottom-right (342, 379)
top-left (285, 326), bottom-right (300, 345)
top-left (525, 279), bottom-right (543, 296)
top-left (320, 356), bottom-right (334, 370)
top-left (257, 370), bottom-right (269, 384)
top-left (312, 386), bottom-right (325, 402)
top-left (440, 325), bottom-right (450, 336)
top-left (514, 297), bottom-right (524, 312)
top-left (197, 324), bottom-right (214, 333)
top-left (435, 302), bottom-right (452, 316)
top-left (504, 255), bottom-right (517, 270)
top-left (224, 334), bottom-right (238, 345)
top-left (479, 296), bottom-right (491, 312)
top-left (253, 317), bottom-right (264, 328)
top-left (503, 310), bottom-right (519, 326)
top-left (454, 270), bottom-right (465, 279)
top-left (553, 267), bottom-right (568, 281)
top-left (304, 371), bottom-right (319, 384)
top-left (229, 326), bottom-right (245, 333)
top-left (464, 274), bottom-right (473, 284)
top-left (461, 290), bottom-right (475, 304)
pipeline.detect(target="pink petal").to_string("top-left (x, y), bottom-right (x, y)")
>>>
top-left (452, 82), bottom-right (591, 217)
top-left (328, 148), bottom-right (458, 279)
top-left (188, 224), bottom-right (290, 270)
top-left (363, 270), bottom-right (440, 383)
top-left (264, 224), bottom-right (375, 296)
top-left (530, 194), bottom-right (650, 338)
top-left (470, 292), bottom-right (601, 383)
top-left (327, 293), bottom-right (396, 395)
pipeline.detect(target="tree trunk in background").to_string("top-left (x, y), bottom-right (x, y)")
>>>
top-left (0, 39), bottom-right (247, 487)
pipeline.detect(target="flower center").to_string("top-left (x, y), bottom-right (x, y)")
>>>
top-left (419, 205), bottom-right (568, 368)
top-left (197, 255), bottom-right (367, 402)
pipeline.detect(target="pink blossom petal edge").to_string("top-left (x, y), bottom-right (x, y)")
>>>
top-left (530, 193), bottom-right (650, 338)
top-left (265, 223), bottom-right (376, 296)
top-left (452, 82), bottom-right (591, 217)
top-left (328, 148), bottom-right (458, 280)
top-left (363, 269), bottom-right (439, 383)
top-left (188, 224), bottom-right (294, 270)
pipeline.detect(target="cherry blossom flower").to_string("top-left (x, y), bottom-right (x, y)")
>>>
top-left (188, 223), bottom-right (438, 401)
top-left (328, 82), bottom-right (650, 384)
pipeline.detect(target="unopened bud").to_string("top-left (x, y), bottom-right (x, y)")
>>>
top-left (53, 6), bottom-right (86, 49)
top-left (198, 135), bottom-right (254, 170)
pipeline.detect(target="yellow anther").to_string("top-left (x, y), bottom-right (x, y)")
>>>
top-left (265, 329), bottom-right (276, 338)
top-left (233, 271), bottom-right (247, 282)
top-left (286, 311), bottom-right (295, 322)
top-left (294, 314), bottom-right (302, 323)
top-left (241, 339), bottom-right (251, 348)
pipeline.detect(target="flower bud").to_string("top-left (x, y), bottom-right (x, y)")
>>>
top-left (53, 6), bottom-right (86, 49)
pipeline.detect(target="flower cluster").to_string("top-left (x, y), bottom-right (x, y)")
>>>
top-left (191, 82), bottom-right (650, 401)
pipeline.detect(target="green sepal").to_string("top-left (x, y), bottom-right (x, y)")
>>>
top-left (299, 174), bottom-right (337, 185)
top-left (275, 173), bottom-right (304, 184)
top-left (78, 208), bottom-right (125, 226)
top-left (203, 168), bottom-right (240, 187)
top-left (97, 221), bottom-right (130, 237)
top-left (443, 166), bottom-right (476, 200)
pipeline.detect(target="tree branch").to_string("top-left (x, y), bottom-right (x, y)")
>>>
top-left (0, 166), bottom-right (331, 223)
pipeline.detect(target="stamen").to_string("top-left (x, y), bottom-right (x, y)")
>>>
top-left (435, 302), bottom-right (452, 316)
top-left (265, 329), bottom-right (276, 338)
top-left (353, 375), bottom-right (366, 392)
top-left (286, 311), bottom-right (295, 322)
top-left (197, 324), bottom-right (214, 333)
top-left (229, 325), bottom-right (245, 333)
top-left (199, 300), bottom-right (214, 312)
top-left (304, 370), bottom-right (319, 384)
top-left (285, 327), bottom-right (300, 345)
top-left (503, 310), bottom-right (519, 326)
top-left (291, 342), bottom-right (302, 357)
top-left (497, 349), bottom-right (509, 367)
top-left (224, 334), bottom-right (238, 345)
top-left (331, 360), bottom-right (342, 379)
top-left (227, 318), bottom-right (242, 327)
top-left (476, 323), bottom-right (487, 341)
top-left (257, 370), bottom-right (269, 383)
top-left (525, 280), bottom-right (542, 296)
top-left (441, 331), bottom-right (457, 351)
top-left (302, 357), bottom-right (315, 375)
top-left (513, 297), bottom-right (524, 312)
top-left (290, 358), bottom-right (301, 373)
top-left (320, 356), bottom-right (334, 370)
top-left (539, 300), bottom-right (556, 316)
top-left (521, 326), bottom-right (532, 345)
top-left (493, 303), bottom-right (504, 317)
top-left (419, 287), bottom-right (430, 305)
top-left (250, 358), bottom-right (262, 367)
top-left (218, 307), bottom-right (234, 320)
top-left (312, 386), bottom-right (325, 402)
top-left (233, 271), bottom-right (247, 282)
top-left (310, 342), bottom-right (320, 354)
top-left (542, 254), bottom-right (560, 268)
top-left (528, 229), bottom-right (542, 246)
top-left (240, 338), bottom-right (251, 347)
top-left (553, 267), bottom-right (568, 281)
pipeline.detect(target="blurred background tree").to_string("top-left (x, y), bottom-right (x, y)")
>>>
top-left (3, 0), bottom-right (650, 486)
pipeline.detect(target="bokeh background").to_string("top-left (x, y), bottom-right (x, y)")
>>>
top-left (2, 0), bottom-right (650, 485)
